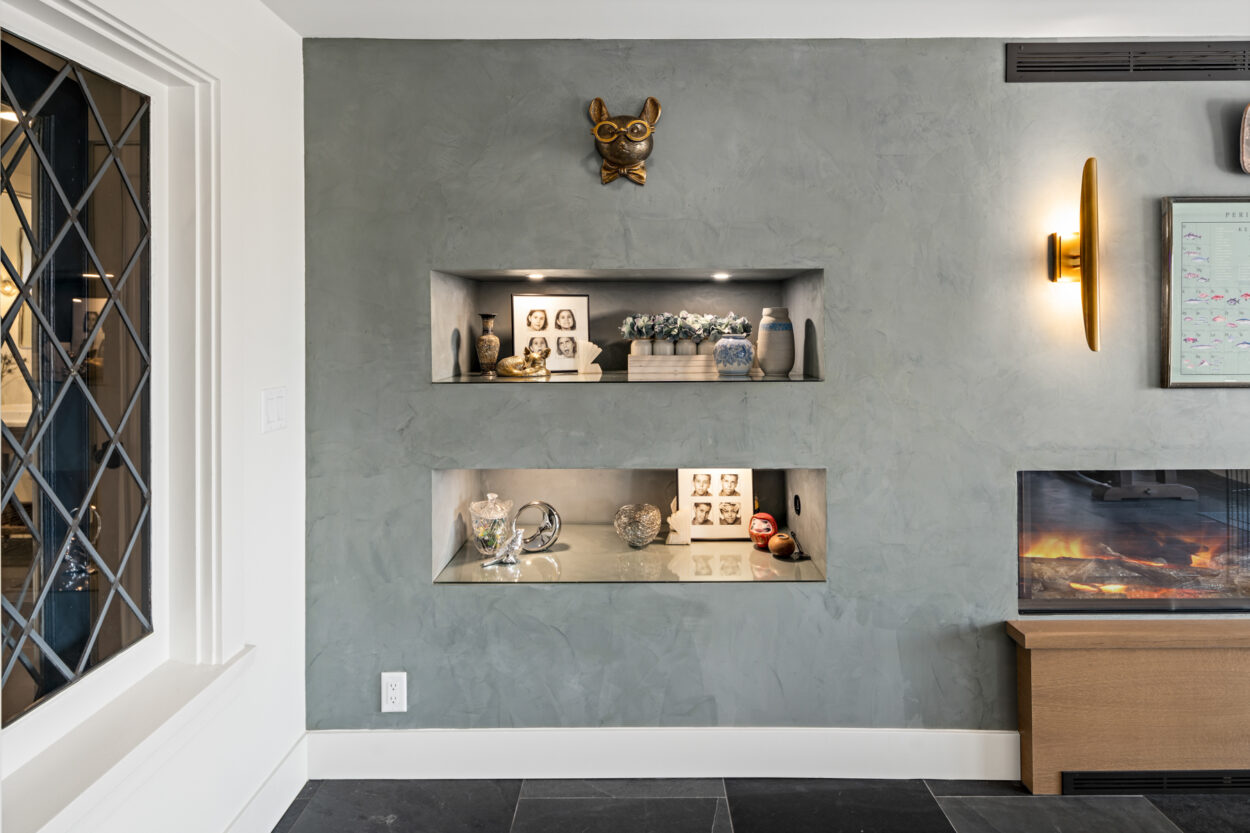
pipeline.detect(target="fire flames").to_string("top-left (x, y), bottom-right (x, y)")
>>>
top-left (1021, 531), bottom-right (1236, 600)
top-left (1022, 533), bottom-right (1225, 570)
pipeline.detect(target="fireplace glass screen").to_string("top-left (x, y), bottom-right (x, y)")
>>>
top-left (1019, 470), bottom-right (1250, 613)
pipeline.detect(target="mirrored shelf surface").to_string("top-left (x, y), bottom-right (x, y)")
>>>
top-left (434, 370), bottom-right (822, 384)
top-left (435, 524), bottom-right (825, 584)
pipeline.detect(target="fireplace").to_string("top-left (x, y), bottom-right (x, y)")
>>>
top-left (1018, 470), bottom-right (1250, 613)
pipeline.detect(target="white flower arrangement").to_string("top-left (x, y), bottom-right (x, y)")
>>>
top-left (619, 313), bottom-right (656, 340)
top-left (620, 312), bottom-right (751, 341)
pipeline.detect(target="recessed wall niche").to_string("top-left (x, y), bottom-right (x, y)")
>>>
top-left (431, 468), bottom-right (827, 583)
top-left (430, 268), bottom-right (824, 382)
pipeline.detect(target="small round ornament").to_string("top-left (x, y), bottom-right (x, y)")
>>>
top-left (768, 532), bottom-right (797, 558)
top-left (614, 504), bottom-right (662, 548)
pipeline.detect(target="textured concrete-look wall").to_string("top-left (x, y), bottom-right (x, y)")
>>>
top-left (305, 38), bottom-right (1250, 730)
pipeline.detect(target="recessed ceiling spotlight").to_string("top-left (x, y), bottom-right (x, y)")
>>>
top-left (712, 272), bottom-right (731, 281)
top-left (526, 273), bottom-right (545, 281)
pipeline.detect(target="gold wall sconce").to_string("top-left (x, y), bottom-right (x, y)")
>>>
top-left (1047, 157), bottom-right (1100, 351)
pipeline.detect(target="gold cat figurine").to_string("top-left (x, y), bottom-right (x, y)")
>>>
top-left (496, 346), bottom-right (551, 377)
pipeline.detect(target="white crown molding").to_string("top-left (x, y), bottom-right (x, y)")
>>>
top-left (307, 727), bottom-right (1020, 781)
top-left (259, 0), bottom-right (1250, 40)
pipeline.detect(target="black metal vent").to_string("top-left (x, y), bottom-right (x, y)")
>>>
top-left (1064, 770), bottom-right (1250, 795)
top-left (1007, 42), bottom-right (1250, 82)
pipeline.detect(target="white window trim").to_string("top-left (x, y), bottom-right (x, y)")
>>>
top-left (0, 0), bottom-right (227, 778)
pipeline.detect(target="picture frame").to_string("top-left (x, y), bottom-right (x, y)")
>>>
top-left (1162, 197), bottom-right (1250, 388)
top-left (677, 468), bottom-right (753, 540)
top-left (1241, 103), bottom-right (1249, 175)
top-left (511, 293), bottom-right (589, 373)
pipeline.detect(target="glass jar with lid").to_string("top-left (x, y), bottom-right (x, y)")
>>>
top-left (470, 493), bottom-right (513, 556)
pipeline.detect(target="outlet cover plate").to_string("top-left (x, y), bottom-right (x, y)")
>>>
top-left (381, 671), bottom-right (407, 712)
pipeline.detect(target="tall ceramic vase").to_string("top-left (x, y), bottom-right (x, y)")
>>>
top-left (757, 307), bottom-right (795, 377)
top-left (713, 334), bottom-right (754, 376)
top-left (476, 313), bottom-right (500, 377)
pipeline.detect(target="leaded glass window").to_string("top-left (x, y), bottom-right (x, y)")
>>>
top-left (1, 31), bottom-right (151, 724)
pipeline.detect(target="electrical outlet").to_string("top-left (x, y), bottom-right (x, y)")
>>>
top-left (381, 671), bottom-right (407, 713)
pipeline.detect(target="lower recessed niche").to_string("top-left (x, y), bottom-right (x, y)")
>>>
top-left (432, 468), bottom-right (826, 583)
top-left (430, 268), bottom-right (823, 383)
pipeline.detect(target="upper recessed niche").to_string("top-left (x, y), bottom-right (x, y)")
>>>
top-left (430, 268), bottom-right (824, 383)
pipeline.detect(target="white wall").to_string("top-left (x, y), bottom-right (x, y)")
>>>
top-left (0, 1), bottom-right (306, 831)
top-left (261, 0), bottom-right (1250, 39)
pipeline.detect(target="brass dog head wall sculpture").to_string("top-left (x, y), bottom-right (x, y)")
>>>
top-left (590, 97), bottom-right (661, 186)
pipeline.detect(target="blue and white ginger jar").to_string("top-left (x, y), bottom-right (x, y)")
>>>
top-left (713, 334), bottom-right (754, 376)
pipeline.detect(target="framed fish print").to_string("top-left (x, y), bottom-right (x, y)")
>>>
top-left (511, 293), bottom-right (589, 373)
top-left (1163, 198), bottom-right (1250, 387)
top-left (678, 468), bottom-right (753, 540)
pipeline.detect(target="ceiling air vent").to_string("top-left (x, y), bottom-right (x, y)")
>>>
top-left (1007, 42), bottom-right (1250, 82)
top-left (1064, 770), bottom-right (1250, 795)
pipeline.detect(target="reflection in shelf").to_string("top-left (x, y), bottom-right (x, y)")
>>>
top-left (434, 524), bottom-right (826, 584)
top-left (435, 370), bottom-right (822, 384)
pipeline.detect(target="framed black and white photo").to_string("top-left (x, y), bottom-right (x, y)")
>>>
top-left (678, 468), bottom-right (753, 540)
top-left (511, 293), bottom-right (589, 373)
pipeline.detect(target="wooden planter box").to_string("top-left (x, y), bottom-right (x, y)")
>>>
top-left (626, 354), bottom-right (718, 379)
top-left (1007, 619), bottom-right (1250, 794)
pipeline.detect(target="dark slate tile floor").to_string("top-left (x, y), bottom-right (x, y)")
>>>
top-left (273, 778), bottom-right (1250, 832)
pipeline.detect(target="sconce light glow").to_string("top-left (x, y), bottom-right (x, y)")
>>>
top-left (0, 104), bottom-right (17, 123)
top-left (0, 280), bottom-right (17, 297)
top-left (526, 273), bottom-right (545, 281)
top-left (1046, 157), bottom-right (1100, 352)
top-left (712, 272), bottom-right (730, 281)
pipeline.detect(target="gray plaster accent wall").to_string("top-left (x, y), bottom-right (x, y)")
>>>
top-left (305, 37), bottom-right (1250, 731)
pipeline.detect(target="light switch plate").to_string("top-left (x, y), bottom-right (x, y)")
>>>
top-left (261, 386), bottom-right (287, 433)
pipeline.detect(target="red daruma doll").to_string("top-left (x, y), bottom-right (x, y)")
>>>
top-left (749, 512), bottom-right (777, 550)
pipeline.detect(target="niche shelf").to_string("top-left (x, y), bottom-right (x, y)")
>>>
top-left (430, 268), bottom-right (824, 383)
top-left (432, 467), bottom-right (827, 584)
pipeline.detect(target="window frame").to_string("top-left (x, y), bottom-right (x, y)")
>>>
top-left (0, 0), bottom-right (226, 776)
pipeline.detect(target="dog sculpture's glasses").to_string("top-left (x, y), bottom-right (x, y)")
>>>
top-left (592, 120), bottom-right (654, 142)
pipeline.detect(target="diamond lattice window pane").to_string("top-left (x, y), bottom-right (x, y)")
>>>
top-left (1, 30), bottom-right (150, 725)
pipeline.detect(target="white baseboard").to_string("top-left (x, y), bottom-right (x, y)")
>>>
top-left (308, 727), bottom-right (1020, 781)
top-left (225, 735), bottom-right (308, 833)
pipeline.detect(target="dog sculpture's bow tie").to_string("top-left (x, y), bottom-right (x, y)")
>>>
top-left (601, 160), bottom-right (647, 185)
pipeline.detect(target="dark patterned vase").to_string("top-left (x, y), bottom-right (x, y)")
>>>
top-left (476, 313), bottom-right (500, 377)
